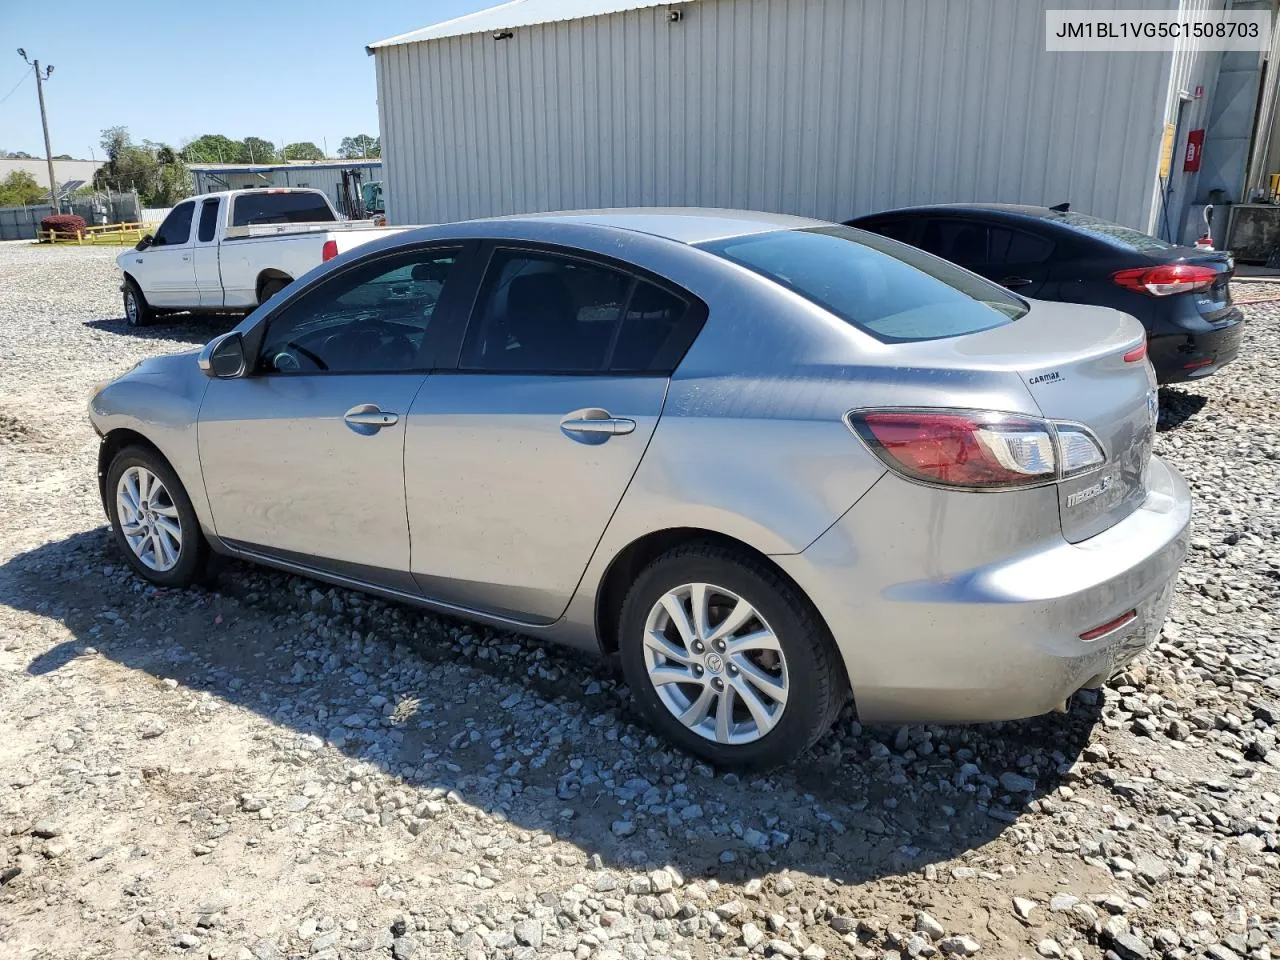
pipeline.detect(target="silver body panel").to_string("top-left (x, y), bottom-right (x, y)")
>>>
top-left (198, 373), bottom-right (426, 589)
top-left (405, 374), bottom-right (667, 622)
top-left (91, 209), bottom-right (1192, 724)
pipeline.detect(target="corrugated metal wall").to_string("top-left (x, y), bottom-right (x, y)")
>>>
top-left (1148, 0), bottom-right (1231, 242)
top-left (375, 0), bottom-right (1205, 229)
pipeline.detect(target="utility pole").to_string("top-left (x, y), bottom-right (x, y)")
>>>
top-left (16, 50), bottom-right (58, 213)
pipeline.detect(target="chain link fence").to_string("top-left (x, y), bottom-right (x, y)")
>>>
top-left (0, 192), bottom-right (143, 241)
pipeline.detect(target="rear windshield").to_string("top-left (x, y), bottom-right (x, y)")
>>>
top-left (1048, 212), bottom-right (1174, 254)
top-left (231, 191), bottom-right (335, 227)
top-left (697, 225), bottom-right (1028, 342)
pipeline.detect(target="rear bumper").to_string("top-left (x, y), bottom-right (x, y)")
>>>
top-left (774, 456), bottom-right (1191, 724)
top-left (1149, 307), bottom-right (1244, 383)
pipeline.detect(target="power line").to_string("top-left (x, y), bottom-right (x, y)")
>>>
top-left (0, 66), bottom-right (31, 107)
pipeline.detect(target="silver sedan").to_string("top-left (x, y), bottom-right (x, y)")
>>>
top-left (91, 209), bottom-right (1191, 768)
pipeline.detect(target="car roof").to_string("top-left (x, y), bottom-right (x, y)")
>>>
top-left (850, 203), bottom-right (1062, 222)
top-left (464, 207), bottom-right (827, 244)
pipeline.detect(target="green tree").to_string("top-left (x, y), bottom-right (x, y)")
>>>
top-left (1, 150), bottom-right (34, 159)
top-left (338, 134), bottom-right (380, 159)
top-left (0, 170), bottom-right (45, 206)
top-left (53, 153), bottom-right (73, 160)
top-left (92, 127), bottom-right (191, 206)
top-left (281, 141), bottom-right (325, 161)
top-left (241, 137), bottom-right (277, 163)
top-left (182, 133), bottom-right (243, 164)
top-left (100, 126), bottom-right (131, 163)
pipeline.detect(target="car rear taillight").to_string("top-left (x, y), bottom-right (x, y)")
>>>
top-left (1112, 263), bottom-right (1217, 296)
top-left (321, 239), bottom-right (339, 262)
top-left (1122, 341), bottom-right (1147, 363)
top-left (846, 410), bottom-right (1105, 491)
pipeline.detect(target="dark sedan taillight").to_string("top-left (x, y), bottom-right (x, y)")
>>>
top-left (1111, 263), bottom-right (1218, 296)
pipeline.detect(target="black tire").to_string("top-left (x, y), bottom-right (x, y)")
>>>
top-left (618, 542), bottom-right (846, 769)
top-left (105, 445), bottom-right (211, 588)
top-left (123, 278), bottom-right (154, 327)
top-left (258, 277), bottom-right (290, 304)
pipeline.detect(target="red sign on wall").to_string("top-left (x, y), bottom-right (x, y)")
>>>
top-left (1184, 129), bottom-right (1205, 172)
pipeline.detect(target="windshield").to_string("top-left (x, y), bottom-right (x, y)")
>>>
top-left (697, 225), bottom-right (1028, 342)
top-left (1049, 211), bottom-right (1174, 253)
top-left (232, 191), bottom-right (336, 227)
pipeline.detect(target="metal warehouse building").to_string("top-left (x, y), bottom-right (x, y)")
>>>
top-left (369, 0), bottom-right (1280, 245)
top-left (188, 160), bottom-right (383, 214)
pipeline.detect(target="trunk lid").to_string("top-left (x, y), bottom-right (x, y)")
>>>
top-left (949, 300), bottom-right (1156, 542)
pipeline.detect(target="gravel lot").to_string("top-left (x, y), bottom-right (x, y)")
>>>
top-left (1, 239), bottom-right (1279, 960)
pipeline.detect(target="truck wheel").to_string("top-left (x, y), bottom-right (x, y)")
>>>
top-left (123, 279), bottom-right (154, 327)
top-left (258, 277), bottom-right (290, 304)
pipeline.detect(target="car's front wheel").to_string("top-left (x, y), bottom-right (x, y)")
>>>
top-left (122, 279), bottom-right (154, 327)
top-left (106, 446), bottom-right (210, 587)
top-left (618, 543), bottom-right (846, 768)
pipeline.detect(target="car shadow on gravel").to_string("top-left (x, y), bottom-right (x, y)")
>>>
top-left (85, 313), bottom-right (241, 345)
top-left (1158, 387), bottom-right (1207, 432)
top-left (8, 527), bottom-right (1103, 891)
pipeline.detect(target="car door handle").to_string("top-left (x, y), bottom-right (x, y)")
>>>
top-left (344, 404), bottom-right (399, 432)
top-left (560, 412), bottom-right (636, 436)
top-left (1002, 276), bottom-right (1034, 288)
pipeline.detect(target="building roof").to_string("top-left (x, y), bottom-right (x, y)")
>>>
top-left (188, 160), bottom-right (382, 174)
top-left (367, 0), bottom-right (694, 49)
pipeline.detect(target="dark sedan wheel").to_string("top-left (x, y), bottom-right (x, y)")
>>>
top-left (106, 446), bottom-right (210, 587)
top-left (619, 543), bottom-right (846, 768)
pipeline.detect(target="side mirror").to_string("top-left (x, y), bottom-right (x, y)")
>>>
top-left (135, 233), bottom-right (154, 251)
top-left (198, 332), bottom-right (248, 379)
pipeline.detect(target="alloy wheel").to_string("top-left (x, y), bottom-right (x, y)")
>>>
top-left (642, 582), bottom-right (789, 745)
top-left (124, 289), bottom-right (138, 324)
top-left (116, 466), bottom-right (182, 572)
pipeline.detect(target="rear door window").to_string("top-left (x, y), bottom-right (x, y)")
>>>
top-left (996, 228), bottom-right (1053, 263)
top-left (611, 282), bottom-right (690, 371)
top-left (920, 218), bottom-right (993, 266)
top-left (459, 250), bottom-right (699, 374)
top-left (197, 198), bottom-right (220, 243)
top-left (861, 217), bottom-right (921, 245)
top-left (231, 191), bottom-right (335, 227)
top-left (698, 225), bottom-right (1028, 342)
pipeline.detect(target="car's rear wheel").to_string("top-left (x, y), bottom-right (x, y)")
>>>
top-left (123, 279), bottom-right (154, 327)
top-left (618, 543), bottom-right (845, 768)
top-left (106, 446), bottom-right (210, 587)
top-left (258, 277), bottom-right (290, 304)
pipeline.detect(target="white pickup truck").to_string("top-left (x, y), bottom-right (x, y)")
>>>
top-left (117, 188), bottom-right (406, 326)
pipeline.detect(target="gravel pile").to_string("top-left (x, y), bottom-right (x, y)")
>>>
top-left (0, 240), bottom-right (1278, 960)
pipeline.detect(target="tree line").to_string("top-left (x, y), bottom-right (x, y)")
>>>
top-left (0, 130), bottom-right (381, 209)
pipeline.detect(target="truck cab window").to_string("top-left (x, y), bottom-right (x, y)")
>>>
top-left (197, 199), bottom-right (220, 243)
top-left (154, 202), bottom-right (194, 246)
